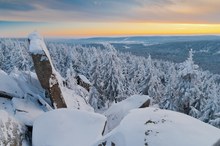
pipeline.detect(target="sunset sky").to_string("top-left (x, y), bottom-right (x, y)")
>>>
top-left (1, 0), bottom-right (220, 37)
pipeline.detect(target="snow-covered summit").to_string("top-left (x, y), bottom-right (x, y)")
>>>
top-left (95, 107), bottom-right (220, 146)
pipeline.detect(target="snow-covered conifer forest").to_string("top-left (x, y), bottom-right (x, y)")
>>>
top-left (0, 35), bottom-right (220, 146)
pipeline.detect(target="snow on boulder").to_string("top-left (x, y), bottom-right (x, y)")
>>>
top-left (95, 107), bottom-right (220, 146)
top-left (76, 74), bottom-right (92, 92)
top-left (32, 109), bottom-right (106, 146)
top-left (28, 31), bottom-right (48, 56)
top-left (10, 71), bottom-right (45, 98)
top-left (104, 95), bottom-right (151, 133)
top-left (12, 97), bottom-right (45, 126)
top-left (0, 98), bottom-right (14, 115)
top-left (0, 110), bottom-right (27, 146)
top-left (78, 74), bottom-right (92, 85)
top-left (61, 87), bottom-right (94, 112)
top-left (0, 69), bottom-right (23, 98)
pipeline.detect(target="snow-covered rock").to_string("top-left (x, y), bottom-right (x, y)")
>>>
top-left (0, 69), bottom-right (53, 126)
top-left (28, 31), bottom-right (48, 57)
top-left (104, 95), bottom-right (151, 133)
top-left (0, 98), bottom-right (14, 115)
top-left (28, 31), bottom-right (67, 108)
top-left (32, 109), bottom-right (106, 146)
top-left (76, 74), bottom-right (92, 92)
top-left (61, 87), bottom-right (94, 112)
top-left (0, 110), bottom-right (27, 146)
top-left (0, 69), bottom-right (24, 98)
top-left (12, 97), bottom-right (45, 126)
top-left (10, 71), bottom-right (45, 98)
top-left (213, 139), bottom-right (220, 146)
top-left (95, 107), bottom-right (220, 146)
top-left (78, 74), bottom-right (92, 85)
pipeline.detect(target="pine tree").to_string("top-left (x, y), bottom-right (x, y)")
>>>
top-left (101, 44), bottom-right (125, 103)
top-left (147, 55), bottom-right (165, 103)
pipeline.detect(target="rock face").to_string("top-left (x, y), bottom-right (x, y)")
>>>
top-left (49, 74), bottom-right (67, 108)
top-left (28, 32), bottom-right (67, 109)
top-left (31, 54), bottom-right (52, 89)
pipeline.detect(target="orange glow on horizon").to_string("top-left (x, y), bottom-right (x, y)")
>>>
top-left (40, 22), bottom-right (220, 37)
top-left (1, 22), bottom-right (220, 38)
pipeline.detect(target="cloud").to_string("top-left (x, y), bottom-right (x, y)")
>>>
top-left (136, 0), bottom-right (173, 7)
top-left (0, 0), bottom-right (139, 22)
top-left (0, 20), bottom-right (46, 26)
top-left (0, 0), bottom-right (219, 23)
top-left (0, 0), bottom-right (36, 11)
top-left (131, 0), bottom-right (220, 23)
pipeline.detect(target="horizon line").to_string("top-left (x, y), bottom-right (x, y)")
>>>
top-left (1, 33), bottom-right (220, 40)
